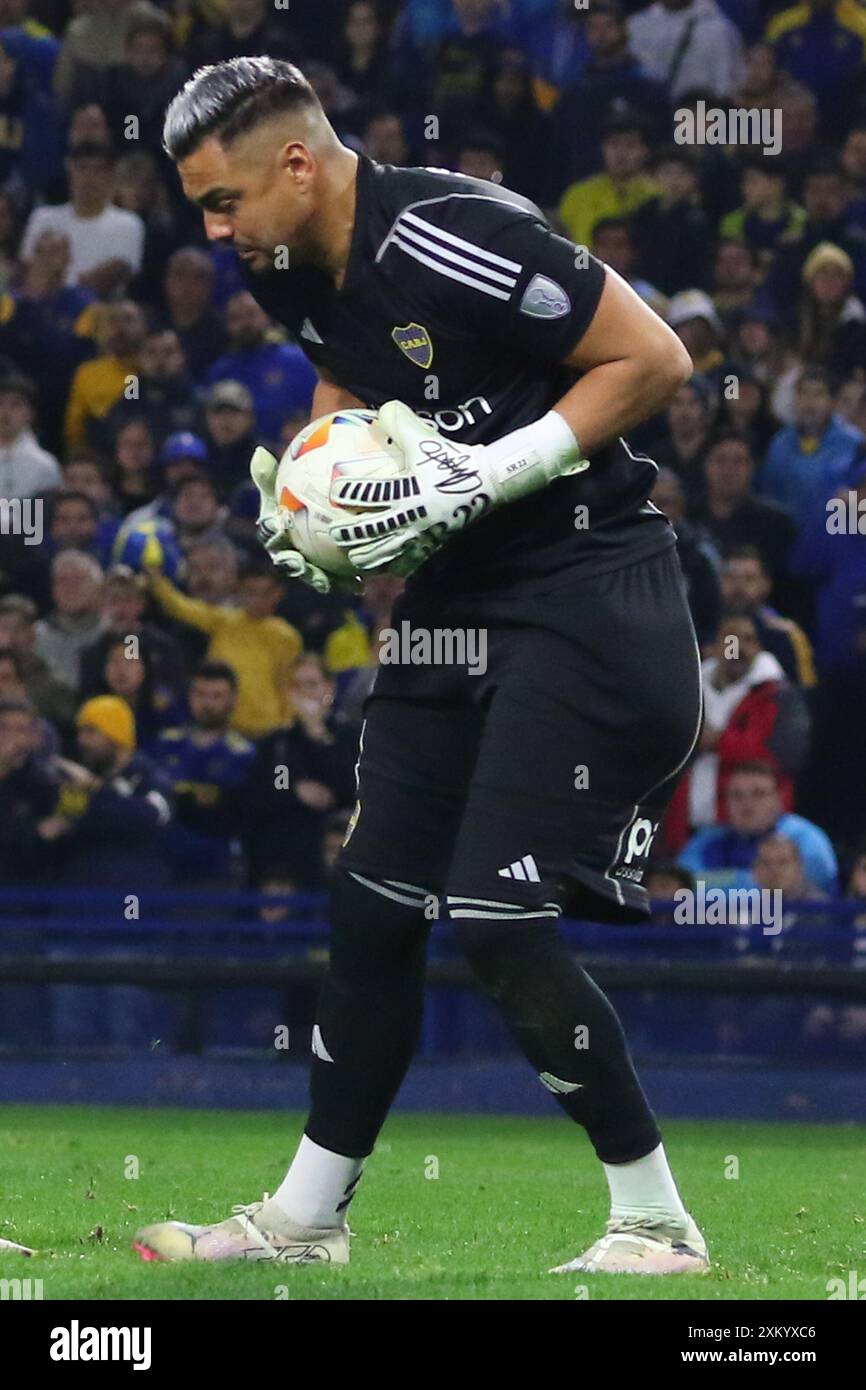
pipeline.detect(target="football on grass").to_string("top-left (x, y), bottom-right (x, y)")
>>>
top-left (274, 408), bottom-right (407, 579)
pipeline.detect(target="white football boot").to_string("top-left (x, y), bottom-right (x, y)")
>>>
top-left (0, 1237), bottom-right (35, 1255)
top-left (550, 1213), bottom-right (709, 1275)
top-left (133, 1195), bottom-right (350, 1264)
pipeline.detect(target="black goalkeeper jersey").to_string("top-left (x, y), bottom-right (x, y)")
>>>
top-left (242, 154), bottom-right (675, 597)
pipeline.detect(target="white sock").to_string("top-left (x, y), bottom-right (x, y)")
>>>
top-left (268, 1134), bottom-right (364, 1229)
top-left (603, 1143), bottom-right (689, 1227)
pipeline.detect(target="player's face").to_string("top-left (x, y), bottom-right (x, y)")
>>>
top-left (179, 133), bottom-right (318, 273)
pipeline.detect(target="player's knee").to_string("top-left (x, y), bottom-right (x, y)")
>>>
top-left (448, 903), bottom-right (560, 999)
top-left (329, 868), bottom-right (433, 979)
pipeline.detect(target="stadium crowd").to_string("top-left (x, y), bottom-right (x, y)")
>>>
top-left (0, 0), bottom-right (865, 913)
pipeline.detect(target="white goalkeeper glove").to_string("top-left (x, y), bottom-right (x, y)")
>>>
top-left (327, 400), bottom-right (589, 574)
top-left (250, 445), bottom-right (361, 595)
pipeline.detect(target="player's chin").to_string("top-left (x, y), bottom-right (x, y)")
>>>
top-left (236, 249), bottom-right (271, 272)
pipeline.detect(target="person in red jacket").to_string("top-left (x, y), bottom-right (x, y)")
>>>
top-left (664, 612), bottom-right (811, 848)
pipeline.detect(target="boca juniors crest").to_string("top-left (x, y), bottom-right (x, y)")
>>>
top-left (391, 323), bottom-right (433, 368)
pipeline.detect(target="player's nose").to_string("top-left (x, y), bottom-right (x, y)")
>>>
top-left (203, 211), bottom-right (234, 243)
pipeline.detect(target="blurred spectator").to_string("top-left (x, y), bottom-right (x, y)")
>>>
top-left (484, 49), bottom-right (556, 206)
top-left (64, 298), bottom-right (148, 452)
top-left (649, 467), bottom-right (721, 645)
top-left (184, 538), bottom-right (241, 607)
top-left (98, 10), bottom-right (185, 156)
top-left (645, 861), bottom-right (696, 898)
top-left (630, 147), bottom-right (712, 296)
top-left (795, 241), bottom-right (866, 381)
top-left (765, 0), bottom-right (866, 115)
top-left (94, 634), bottom-right (183, 743)
top-left (790, 467), bottom-right (866, 678)
top-left (159, 248), bottom-right (228, 380)
top-left (79, 564), bottom-right (185, 706)
top-left (33, 549), bottom-right (103, 689)
top-left (734, 39), bottom-right (796, 111)
top-left (752, 831), bottom-right (827, 901)
top-left (728, 306), bottom-right (800, 423)
top-left (334, 0), bottom-right (398, 108)
top-left (189, 0), bottom-right (299, 68)
top-left (53, 0), bottom-right (166, 108)
top-left (713, 369), bottom-right (776, 457)
top-left (628, 0), bottom-right (744, 101)
top-left (719, 154), bottom-right (806, 263)
top-left (558, 110), bottom-right (656, 249)
top-left (110, 418), bottom-right (159, 516)
top-left (765, 155), bottom-right (866, 308)
top-left (21, 142), bottom-right (145, 297)
top-left (711, 239), bottom-right (762, 321)
top-left (0, 33), bottom-right (66, 195)
top-left (591, 218), bottom-right (667, 316)
top-left (675, 613), bottom-right (810, 830)
top-left (45, 488), bottom-right (117, 566)
top-left (169, 472), bottom-right (228, 552)
top-left (124, 430), bottom-right (208, 527)
top-left (551, 2), bottom-right (668, 189)
top-left (0, 230), bottom-right (99, 457)
top-left (147, 661), bottom-right (255, 887)
top-left (666, 290), bottom-right (726, 386)
top-left (717, 545), bottom-right (815, 687)
top-left (0, 697), bottom-right (59, 884)
top-left (100, 327), bottom-right (203, 452)
top-left (0, 648), bottom-right (59, 756)
top-left (244, 653), bottom-right (358, 887)
top-left (758, 365), bottom-right (864, 529)
top-left (693, 435), bottom-right (797, 583)
top-left (147, 557), bottom-right (302, 738)
top-left (204, 291), bottom-right (317, 447)
top-left (0, 371), bottom-right (61, 497)
top-left (455, 127), bottom-right (505, 185)
top-left (0, 592), bottom-right (76, 726)
top-left (202, 380), bottom-right (257, 496)
top-left (649, 377), bottom-right (715, 495)
top-left (678, 759), bottom-right (838, 890)
top-left (48, 694), bottom-right (173, 887)
top-left (361, 107), bottom-right (411, 164)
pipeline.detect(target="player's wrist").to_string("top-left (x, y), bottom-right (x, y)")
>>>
top-left (483, 411), bottom-right (588, 507)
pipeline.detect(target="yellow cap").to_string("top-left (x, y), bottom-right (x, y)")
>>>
top-left (76, 696), bottom-right (136, 751)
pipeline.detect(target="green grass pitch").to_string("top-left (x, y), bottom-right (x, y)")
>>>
top-left (0, 1104), bottom-right (863, 1300)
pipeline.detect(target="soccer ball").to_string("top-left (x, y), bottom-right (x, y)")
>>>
top-left (274, 408), bottom-right (407, 579)
top-left (113, 517), bottom-right (183, 581)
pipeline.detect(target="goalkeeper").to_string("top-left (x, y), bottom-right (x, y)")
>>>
top-left (135, 57), bottom-right (707, 1277)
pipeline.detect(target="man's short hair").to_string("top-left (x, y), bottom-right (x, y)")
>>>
top-left (0, 372), bottom-right (36, 406)
top-left (723, 543), bottom-right (766, 569)
top-left (796, 365), bottom-right (835, 393)
top-left (163, 57), bottom-right (321, 162)
top-left (51, 490), bottom-right (99, 521)
top-left (192, 660), bottom-right (238, 690)
top-left (0, 594), bottom-right (38, 623)
top-left (729, 760), bottom-right (780, 784)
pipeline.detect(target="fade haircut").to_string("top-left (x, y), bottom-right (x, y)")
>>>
top-left (163, 57), bottom-right (322, 163)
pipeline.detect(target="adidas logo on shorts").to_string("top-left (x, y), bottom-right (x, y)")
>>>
top-left (497, 855), bottom-right (541, 883)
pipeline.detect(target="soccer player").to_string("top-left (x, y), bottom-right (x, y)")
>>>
top-left (134, 58), bottom-right (708, 1276)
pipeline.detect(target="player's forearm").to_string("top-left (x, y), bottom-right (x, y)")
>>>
top-left (553, 351), bottom-right (692, 458)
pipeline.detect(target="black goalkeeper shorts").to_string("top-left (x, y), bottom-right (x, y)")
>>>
top-left (338, 546), bottom-right (703, 923)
